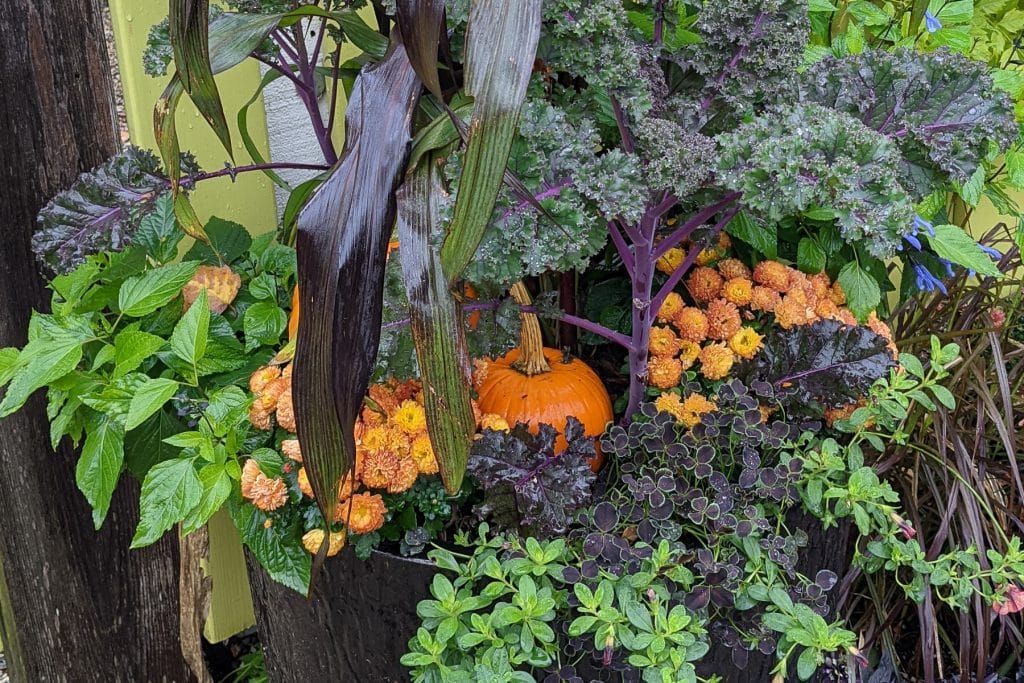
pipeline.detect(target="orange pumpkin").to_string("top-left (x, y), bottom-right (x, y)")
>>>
top-left (476, 283), bottom-right (613, 472)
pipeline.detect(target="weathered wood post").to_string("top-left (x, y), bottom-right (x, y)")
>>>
top-left (0, 1), bottom-right (197, 679)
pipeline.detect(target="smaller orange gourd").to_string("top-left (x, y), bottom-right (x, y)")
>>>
top-left (476, 283), bottom-right (613, 472)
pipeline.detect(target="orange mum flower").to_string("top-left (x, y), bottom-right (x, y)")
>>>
top-left (749, 286), bottom-right (782, 313)
top-left (657, 291), bottom-right (685, 323)
top-left (255, 376), bottom-right (289, 411)
top-left (824, 403), bottom-right (858, 428)
top-left (361, 449), bottom-right (400, 489)
top-left (722, 277), bottom-right (753, 307)
top-left (679, 393), bottom-right (718, 428)
top-left (808, 272), bottom-right (831, 300)
top-left (360, 405), bottom-right (386, 428)
top-left (678, 340), bottom-right (701, 370)
top-left (836, 308), bottom-right (858, 326)
top-left (392, 399), bottom-right (427, 435)
top-left (674, 307), bottom-right (709, 343)
top-left (656, 247), bottom-right (686, 275)
top-left (648, 356), bottom-right (684, 389)
top-left (368, 383), bottom-right (400, 416)
top-left (361, 426), bottom-right (390, 453)
top-left (281, 439), bottom-right (302, 462)
top-left (695, 248), bottom-right (720, 266)
top-left (706, 299), bottom-right (742, 341)
top-left (649, 326), bottom-right (681, 357)
top-left (728, 327), bottom-right (764, 360)
top-left (297, 467), bottom-right (314, 498)
top-left (248, 403), bottom-right (273, 431)
top-left (814, 298), bottom-right (841, 321)
top-left (717, 258), bottom-right (751, 280)
top-left (240, 459), bottom-right (288, 512)
top-left (653, 392), bottom-right (687, 423)
top-left (297, 468), bottom-right (356, 501)
top-left (387, 457), bottom-right (419, 494)
top-left (410, 434), bottom-right (440, 474)
top-left (686, 266), bottom-right (723, 303)
top-left (775, 294), bottom-right (818, 329)
top-left (301, 528), bottom-right (346, 556)
top-left (718, 232), bottom-right (732, 250)
top-left (828, 281), bottom-right (847, 306)
top-left (276, 388), bottom-right (296, 432)
top-left (698, 342), bottom-right (735, 381)
top-left (866, 312), bottom-right (893, 342)
top-left (249, 365), bottom-right (281, 394)
top-left (758, 405), bottom-right (775, 423)
top-left (752, 261), bottom-right (792, 292)
top-left (335, 492), bottom-right (387, 534)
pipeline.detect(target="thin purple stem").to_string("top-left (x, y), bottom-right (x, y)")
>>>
top-left (653, 192), bottom-right (741, 259)
top-left (608, 220), bottom-right (635, 277)
top-left (617, 217), bottom-right (643, 244)
top-left (653, 0), bottom-right (666, 45)
top-left (326, 42), bottom-right (343, 138)
top-left (252, 54), bottom-right (308, 91)
top-left (499, 178), bottom-right (574, 221)
top-left (310, 18), bottom-right (327, 71)
top-left (623, 208), bottom-right (658, 421)
top-left (285, 22), bottom-right (337, 165)
top-left (611, 96), bottom-right (635, 154)
top-left (651, 206), bottom-right (739, 314)
top-left (185, 162), bottom-right (331, 185)
top-left (651, 191), bottom-right (678, 218)
top-left (700, 13), bottom-right (767, 111)
top-left (272, 29), bottom-right (302, 65)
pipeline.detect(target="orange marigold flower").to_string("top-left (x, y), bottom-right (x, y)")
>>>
top-left (695, 248), bottom-right (720, 266)
top-left (836, 308), bottom-right (858, 326)
top-left (297, 467), bottom-right (314, 498)
top-left (361, 426), bottom-right (390, 453)
top-left (255, 376), bottom-right (289, 411)
top-left (815, 298), bottom-right (841, 321)
top-left (410, 434), bottom-right (440, 474)
top-left (276, 388), bottom-right (296, 432)
top-left (728, 327), bottom-right (764, 360)
top-left (749, 286), bottom-right (782, 313)
top-left (335, 492), bottom-right (387, 534)
top-left (653, 393), bottom-right (687, 423)
top-left (698, 343), bottom-right (735, 381)
top-left (649, 326), bottom-right (681, 357)
top-left (648, 356), bottom-right (683, 389)
top-left (248, 403), bottom-right (273, 431)
top-left (774, 295), bottom-right (817, 329)
top-left (384, 426), bottom-right (411, 456)
top-left (706, 299), bottom-right (742, 340)
top-left (281, 439), bottom-right (302, 462)
top-left (656, 247), bottom-right (686, 275)
top-left (368, 383), bottom-right (399, 416)
top-left (387, 457), bottom-right (419, 494)
top-left (302, 528), bottom-right (346, 556)
top-left (717, 258), bottom-right (751, 280)
top-left (361, 449), bottom-right (400, 489)
top-left (808, 272), bottom-right (831, 300)
top-left (678, 340), bottom-right (701, 370)
top-left (718, 232), bottom-right (732, 250)
top-left (828, 281), bottom-right (847, 305)
top-left (752, 261), bottom-right (792, 292)
top-left (392, 379), bottom-right (421, 403)
top-left (361, 405), bottom-right (386, 428)
top-left (679, 393), bottom-right (717, 428)
top-left (249, 365), bottom-right (281, 394)
top-left (722, 277), bottom-right (753, 307)
top-left (240, 459), bottom-right (288, 512)
top-left (686, 266), bottom-right (723, 303)
top-left (392, 399), bottom-right (427, 435)
top-left (479, 413), bottom-right (511, 433)
top-left (674, 307), bottom-right (709, 343)
top-left (657, 291), bottom-right (685, 323)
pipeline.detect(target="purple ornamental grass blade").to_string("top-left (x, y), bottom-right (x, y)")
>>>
top-left (293, 35), bottom-right (421, 576)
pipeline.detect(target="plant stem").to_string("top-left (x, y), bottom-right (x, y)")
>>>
top-left (700, 13), bottom-right (768, 111)
top-left (651, 206), bottom-right (739, 314)
top-left (611, 96), bottom-right (635, 153)
top-left (624, 209), bottom-right (658, 421)
top-left (608, 220), bottom-right (635, 276)
top-left (278, 23), bottom-right (338, 165)
top-left (186, 162), bottom-right (331, 185)
top-left (653, 192), bottom-right (741, 259)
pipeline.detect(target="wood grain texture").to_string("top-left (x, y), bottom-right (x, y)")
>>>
top-left (247, 550), bottom-right (435, 682)
top-left (0, 0), bottom-right (196, 679)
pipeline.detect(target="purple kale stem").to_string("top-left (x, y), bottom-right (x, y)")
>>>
top-left (651, 206), bottom-right (739, 314)
top-left (608, 220), bottom-right (635, 276)
top-left (653, 192), bottom-right (741, 259)
top-left (499, 178), bottom-right (574, 221)
top-left (611, 96), bottom-right (636, 153)
top-left (279, 24), bottom-right (338, 165)
top-left (653, 0), bottom-right (666, 44)
top-left (652, 191), bottom-right (678, 218)
top-left (272, 28), bottom-right (302, 65)
top-left (185, 162), bottom-right (331, 186)
top-left (623, 207), bottom-right (658, 421)
top-left (700, 13), bottom-right (767, 111)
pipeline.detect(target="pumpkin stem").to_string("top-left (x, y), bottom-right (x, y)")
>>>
top-left (509, 282), bottom-right (550, 376)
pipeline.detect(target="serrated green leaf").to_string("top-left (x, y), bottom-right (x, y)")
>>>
top-left (837, 262), bottom-right (881, 321)
top-left (135, 192), bottom-right (184, 263)
top-left (76, 414), bottom-right (125, 528)
top-left (926, 224), bottom-right (1002, 277)
top-left (170, 288), bottom-right (210, 367)
top-left (125, 377), bottom-right (180, 431)
top-left (182, 463), bottom-right (231, 534)
top-left (113, 326), bottom-right (167, 379)
top-left (118, 261), bottom-right (200, 317)
top-left (797, 238), bottom-right (826, 273)
top-left (184, 216), bottom-right (252, 265)
top-left (243, 301), bottom-right (287, 351)
top-left (131, 458), bottom-right (202, 548)
top-left (0, 347), bottom-right (20, 386)
top-left (725, 211), bottom-right (777, 259)
top-left (0, 338), bottom-right (83, 417)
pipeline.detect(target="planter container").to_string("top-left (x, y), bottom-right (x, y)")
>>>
top-left (246, 549), bottom-right (436, 682)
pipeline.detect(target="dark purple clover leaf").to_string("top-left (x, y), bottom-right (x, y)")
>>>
top-left (740, 319), bottom-right (895, 410)
top-left (467, 417), bottom-right (596, 538)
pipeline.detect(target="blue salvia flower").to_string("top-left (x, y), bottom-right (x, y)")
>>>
top-left (913, 264), bottom-right (948, 294)
top-left (913, 214), bottom-right (936, 237)
top-left (903, 233), bottom-right (922, 250)
top-left (941, 259), bottom-right (955, 277)
top-left (979, 244), bottom-right (1002, 260)
top-left (924, 10), bottom-right (942, 33)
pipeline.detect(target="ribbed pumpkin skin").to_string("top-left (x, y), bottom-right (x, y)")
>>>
top-left (477, 347), bottom-right (613, 470)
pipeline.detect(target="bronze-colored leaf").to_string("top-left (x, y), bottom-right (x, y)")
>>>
top-left (292, 36), bottom-right (421, 568)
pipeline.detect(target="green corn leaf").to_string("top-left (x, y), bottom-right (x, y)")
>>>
top-left (292, 36), bottom-right (421, 560)
top-left (397, 161), bottom-right (477, 494)
top-left (438, 0), bottom-right (543, 285)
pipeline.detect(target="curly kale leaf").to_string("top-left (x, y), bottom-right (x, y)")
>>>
top-left (467, 418), bottom-right (596, 538)
top-left (717, 103), bottom-right (915, 258)
top-left (671, 0), bottom-right (809, 128)
top-left (33, 147), bottom-right (173, 274)
top-left (740, 319), bottom-right (896, 410)
top-left (802, 48), bottom-right (1018, 196)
